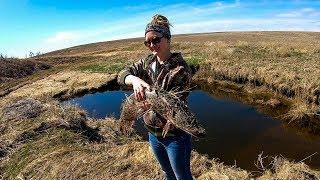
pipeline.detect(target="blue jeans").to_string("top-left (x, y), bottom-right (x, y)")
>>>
top-left (148, 132), bottom-right (193, 180)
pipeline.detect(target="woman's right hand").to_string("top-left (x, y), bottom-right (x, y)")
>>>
top-left (125, 75), bottom-right (150, 101)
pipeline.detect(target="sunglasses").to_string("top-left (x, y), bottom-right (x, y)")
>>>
top-left (144, 35), bottom-right (164, 47)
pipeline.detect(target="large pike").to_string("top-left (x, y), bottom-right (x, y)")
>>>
top-left (119, 88), bottom-right (206, 138)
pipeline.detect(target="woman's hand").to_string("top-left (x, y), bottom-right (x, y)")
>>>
top-left (125, 75), bottom-right (150, 101)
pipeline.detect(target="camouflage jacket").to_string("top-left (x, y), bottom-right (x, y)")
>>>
top-left (117, 52), bottom-right (192, 130)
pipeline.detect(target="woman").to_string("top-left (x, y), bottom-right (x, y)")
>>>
top-left (117, 14), bottom-right (193, 180)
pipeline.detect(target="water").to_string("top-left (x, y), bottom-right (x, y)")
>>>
top-left (63, 90), bottom-right (320, 171)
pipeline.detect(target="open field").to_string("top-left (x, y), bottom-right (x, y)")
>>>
top-left (1, 31), bottom-right (320, 179)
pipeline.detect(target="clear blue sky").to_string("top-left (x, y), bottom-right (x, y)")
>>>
top-left (0, 0), bottom-right (319, 58)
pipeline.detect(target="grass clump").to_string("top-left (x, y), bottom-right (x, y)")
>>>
top-left (0, 59), bottom-right (51, 83)
top-left (4, 142), bottom-right (33, 177)
top-left (2, 128), bottom-right (85, 179)
top-left (256, 154), bottom-right (320, 179)
top-left (79, 64), bottom-right (106, 73)
top-left (79, 60), bottom-right (128, 73)
top-left (185, 54), bottom-right (207, 66)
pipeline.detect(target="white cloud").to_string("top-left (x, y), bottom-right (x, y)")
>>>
top-left (276, 7), bottom-right (319, 18)
top-left (124, 4), bottom-right (159, 11)
top-left (46, 32), bottom-right (79, 43)
top-left (42, 1), bottom-right (241, 46)
top-left (28, 1), bottom-right (318, 57)
top-left (163, 1), bottom-right (241, 19)
top-left (173, 18), bottom-right (319, 34)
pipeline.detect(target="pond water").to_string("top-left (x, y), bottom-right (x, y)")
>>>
top-left (63, 89), bottom-right (320, 171)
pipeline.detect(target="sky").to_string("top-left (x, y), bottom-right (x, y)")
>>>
top-left (0, 0), bottom-right (319, 58)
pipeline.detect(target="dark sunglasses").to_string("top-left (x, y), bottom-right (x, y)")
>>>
top-left (144, 35), bottom-right (163, 47)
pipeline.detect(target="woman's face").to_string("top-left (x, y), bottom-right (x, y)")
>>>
top-left (145, 31), bottom-right (170, 56)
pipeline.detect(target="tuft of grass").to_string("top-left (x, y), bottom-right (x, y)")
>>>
top-left (0, 59), bottom-right (51, 83)
top-left (256, 154), bottom-right (320, 179)
top-left (283, 97), bottom-right (316, 121)
top-left (2, 128), bottom-right (85, 179)
top-left (79, 61), bottom-right (128, 74)
top-left (122, 46), bottom-right (135, 51)
top-left (276, 47), bottom-right (305, 58)
top-left (185, 54), bottom-right (207, 66)
top-left (4, 142), bottom-right (32, 177)
top-left (79, 64), bottom-right (106, 73)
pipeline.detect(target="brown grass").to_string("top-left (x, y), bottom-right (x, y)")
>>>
top-left (0, 59), bottom-right (51, 83)
top-left (0, 71), bottom-right (117, 108)
top-left (256, 154), bottom-right (320, 180)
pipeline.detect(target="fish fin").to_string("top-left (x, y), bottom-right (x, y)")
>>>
top-left (162, 121), bottom-right (172, 138)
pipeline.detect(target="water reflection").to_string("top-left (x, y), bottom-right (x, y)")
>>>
top-left (63, 90), bottom-right (320, 171)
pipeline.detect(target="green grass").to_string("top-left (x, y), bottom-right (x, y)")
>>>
top-left (4, 142), bottom-right (32, 177)
top-left (2, 128), bottom-right (84, 178)
top-left (280, 48), bottom-right (305, 58)
top-left (232, 44), bottom-right (270, 59)
top-left (121, 46), bottom-right (135, 51)
top-left (185, 54), bottom-right (207, 66)
top-left (232, 44), bottom-right (307, 59)
top-left (78, 61), bottom-right (128, 73)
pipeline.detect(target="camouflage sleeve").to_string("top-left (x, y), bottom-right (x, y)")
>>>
top-left (117, 58), bottom-right (146, 85)
top-left (178, 63), bottom-right (192, 90)
top-left (179, 63), bottom-right (192, 97)
top-left (169, 60), bottom-right (193, 101)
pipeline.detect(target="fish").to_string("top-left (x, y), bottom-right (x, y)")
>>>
top-left (119, 88), bottom-right (206, 138)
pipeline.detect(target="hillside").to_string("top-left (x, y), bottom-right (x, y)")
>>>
top-left (0, 59), bottom-right (51, 83)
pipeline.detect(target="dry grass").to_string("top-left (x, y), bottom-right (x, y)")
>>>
top-left (257, 156), bottom-right (320, 180)
top-left (0, 71), bottom-right (117, 108)
top-left (0, 59), bottom-right (51, 83)
top-left (198, 40), bottom-right (320, 100)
